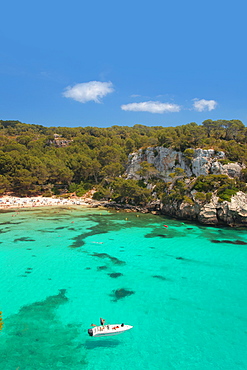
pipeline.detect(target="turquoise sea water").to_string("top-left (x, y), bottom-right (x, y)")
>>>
top-left (0, 207), bottom-right (247, 370)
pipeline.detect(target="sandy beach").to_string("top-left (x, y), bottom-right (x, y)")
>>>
top-left (0, 195), bottom-right (98, 209)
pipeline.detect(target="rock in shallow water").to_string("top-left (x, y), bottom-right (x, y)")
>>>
top-left (110, 288), bottom-right (135, 301)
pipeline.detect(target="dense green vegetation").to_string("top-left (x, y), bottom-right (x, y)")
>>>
top-left (161, 173), bottom-right (247, 206)
top-left (0, 119), bottom-right (246, 204)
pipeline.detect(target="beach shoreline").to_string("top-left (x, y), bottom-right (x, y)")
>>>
top-left (0, 195), bottom-right (157, 217)
top-left (0, 195), bottom-right (101, 210)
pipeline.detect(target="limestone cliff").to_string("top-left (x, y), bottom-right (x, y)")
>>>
top-left (125, 147), bottom-right (247, 227)
top-left (160, 192), bottom-right (247, 227)
top-left (126, 147), bottom-right (243, 180)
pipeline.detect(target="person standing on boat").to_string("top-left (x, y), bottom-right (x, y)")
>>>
top-left (100, 318), bottom-right (105, 326)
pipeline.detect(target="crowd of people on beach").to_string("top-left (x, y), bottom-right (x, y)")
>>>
top-left (0, 196), bottom-right (95, 209)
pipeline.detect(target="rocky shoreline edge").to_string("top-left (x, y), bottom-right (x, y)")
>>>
top-left (93, 192), bottom-right (247, 228)
top-left (1, 192), bottom-right (247, 228)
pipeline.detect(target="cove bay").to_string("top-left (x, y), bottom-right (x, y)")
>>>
top-left (0, 207), bottom-right (247, 369)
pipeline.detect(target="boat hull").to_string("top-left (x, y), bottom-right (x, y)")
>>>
top-left (88, 324), bottom-right (133, 337)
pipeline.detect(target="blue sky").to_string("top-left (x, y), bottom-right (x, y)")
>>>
top-left (1, 0), bottom-right (246, 128)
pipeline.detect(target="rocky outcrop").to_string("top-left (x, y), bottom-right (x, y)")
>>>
top-left (125, 146), bottom-right (247, 227)
top-left (126, 147), bottom-right (243, 180)
top-left (92, 192), bottom-right (247, 227)
top-left (161, 192), bottom-right (247, 227)
top-left (217, 192), bottom-right (247, 226)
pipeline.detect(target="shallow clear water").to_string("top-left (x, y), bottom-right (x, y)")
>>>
top-left (0, 207), bottom-right (247, 369)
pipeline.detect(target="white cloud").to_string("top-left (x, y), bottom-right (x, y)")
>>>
top-left (193, 99), bottom-right (217, 112)
top-left (63, 81), bottom-right (114, 103)
top-left (121, 101), bottom-right (181, 114)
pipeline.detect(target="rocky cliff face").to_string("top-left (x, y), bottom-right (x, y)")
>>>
top-left (126, 147), bottom-right (243, 180)
top-left (126, 147), bottom-right (247, 227)
top-left (160, 191), bottom-right (247, 227)
top-left (216, 192), bottom-right (247, 226)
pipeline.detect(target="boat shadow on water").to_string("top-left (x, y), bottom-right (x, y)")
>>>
top-left (83, 339), bottom-right (121, 349)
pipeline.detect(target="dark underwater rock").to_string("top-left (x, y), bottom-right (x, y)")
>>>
top-left (152, 275), bottom-right (170, 281)
top-left (92, 252), bottom-right (125, 265)
top-left (211, 239), bottom-right (247, 245)
top-left (97, 265), bottom-right (108, 270)
top-left (108, 273), bottom-right (123, 278)
top-left (14, 237), bottom-right (35, 242)
top-left (110, 288), bottom-right (135, 301)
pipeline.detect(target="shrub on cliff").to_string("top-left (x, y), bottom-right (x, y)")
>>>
top-left (169, 167), bottom-right (186, 179)
top-left (193, 191), bottom-right (212, 203)
top-left (240, 168), bottom-right (247, 182)
top-left (136, 161), bottom-right (158, 180)
top-left (183, 148), bottom-right (195, 161)
top-left (193, 174), bottom-right (233, 192)
top-left (194, 192), bottom-right (207, 202)
top-left (217, 186), bottom-right (238, 202)
top-left (183, 195), bottom-right (194, 205)
top-left (206, 192), bottom-right (213, 202)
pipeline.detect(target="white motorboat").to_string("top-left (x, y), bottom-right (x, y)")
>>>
top-left (88, 323), bottom-right (133, 337)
